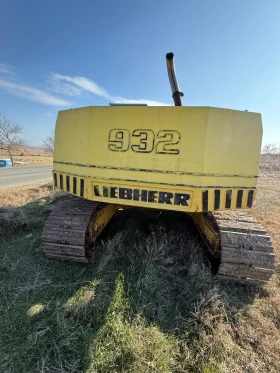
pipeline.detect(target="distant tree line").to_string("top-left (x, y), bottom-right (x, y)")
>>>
top-left (0, 113), bottom-right (25, 166)
top-left (0, 113), bottom-right (54, 166)
top-left (42, 130), bottom-right (54, 153)
top-left (262, 143), bottom-right (280, 154)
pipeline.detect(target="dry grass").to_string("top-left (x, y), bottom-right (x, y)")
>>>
top-left (0, 144), bottom-right (47, 157)
top-left (0, 144), bottom-right (53, 166)
top-left (259, 154), bottom-right (280, 172)
top-left (0, 181), bottom-right (57, 208)
top-left (12, 155), bottom-right (53, 166)
top-left (252, 155), bottom-right (280, 258)
top-left (0, 155), bottom-right (279, 373)
top-left (0, 182), bottom-right (66, 237)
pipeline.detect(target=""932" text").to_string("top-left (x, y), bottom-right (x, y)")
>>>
top-left (108, 129), bottom-right (181, 155)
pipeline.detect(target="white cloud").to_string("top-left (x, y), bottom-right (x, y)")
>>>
top-left (0, 79), bottom-right (71, 106)
top-left (49, 78), bottom-right (82, 97)
top-left (51, 73), bottom-right (169, 106)
top-left (111, 97), bottom-right (170, 106)
top-left (0, 63), bottom-right (16, 76)
top-left (0, 64), bottom-right (169, 107)
top-left (53, 74), bottom-right (110, 98)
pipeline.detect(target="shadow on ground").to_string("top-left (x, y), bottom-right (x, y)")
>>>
top-left (0, 198), bottom-right (264, 373)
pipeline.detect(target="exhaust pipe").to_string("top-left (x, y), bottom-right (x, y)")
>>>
top-left (166, 52), bottom-right (184, 106)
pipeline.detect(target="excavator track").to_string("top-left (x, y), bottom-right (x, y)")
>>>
top-left (42, 197), bottom-right (108, 263)
top-left (213, 210), bottom-right (275, 284)
top-left (42, 196), bottom-right (275, 284)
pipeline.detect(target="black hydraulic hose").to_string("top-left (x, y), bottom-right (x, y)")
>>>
top-left (166, 52), bottom-right (184, 106)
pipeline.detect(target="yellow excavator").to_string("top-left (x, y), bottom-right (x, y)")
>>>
top-left (42, 53), bottom-right (275, 284)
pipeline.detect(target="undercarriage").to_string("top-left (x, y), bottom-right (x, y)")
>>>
top-left (42, 197), bottom-right (275, 285)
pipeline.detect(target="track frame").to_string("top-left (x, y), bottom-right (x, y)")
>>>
top-left (190, 210), bottom-right (275, 284)
top-left (42, 197), bottom-right (120, 262)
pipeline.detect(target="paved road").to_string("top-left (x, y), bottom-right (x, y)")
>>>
top-left (0, 165), bottom-right (53, 189)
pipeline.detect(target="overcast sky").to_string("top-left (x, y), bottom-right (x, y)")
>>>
top-left (0, 0), bottom-right (279, 146)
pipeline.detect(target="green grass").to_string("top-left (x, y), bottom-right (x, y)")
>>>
top-left (0, 196), bottom-right (280, 372)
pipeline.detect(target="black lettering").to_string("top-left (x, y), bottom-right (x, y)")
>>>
top-left (236, 190), bottom-right (243, 208)
top-left (202, 190), bottom-right (208, 211)
top-left (59, 174), bottom-right (63, 189)
top-left (158, 192), bottom-right (173, 204)
top-left (214, 189), bottom-right (220, 210)
top-left (66, 175), bottom-right (70, 192)
top-left (141, 190), bottom-right (147, 202)
top-left (174, 193), bottom-right (190, 206)
top-left (119, 188), bottom-right (132, 200)
top-left (80, 179), bottom-right (84, 197)
top-left (148, 191), bottom-right (158, 202)
top-left (247, 190), bottom-right (254, 208)
top-left (133, 189), bottom-right (140, 201)
top-left (94, 186), bottom-right (100, 196)
top-left (110, 187), bottom-right (118, 198)
top-left (93, 185), bottom-right (100, 197)
top-left (225, 190), bottom-right (232, 208)
top-left (73, 177), bottom-right (77, 194)
top-left (103, 186), bottom-right (109, 197)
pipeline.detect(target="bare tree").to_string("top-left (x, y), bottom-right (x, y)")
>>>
top-left (0, 113), bottom-right (25, 166)
top-left (43, 130), bottom-right (55, 153)
top-left (262, 143), bottom-right (280, 154)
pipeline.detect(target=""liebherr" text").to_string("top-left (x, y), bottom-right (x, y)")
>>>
top-left (93, 185), bottom-right (191, 206)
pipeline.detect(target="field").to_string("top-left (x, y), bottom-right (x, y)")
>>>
top-left (0, 145), bottom-right (53, 166)
top-left (0, 155), bottom-right (279, 373)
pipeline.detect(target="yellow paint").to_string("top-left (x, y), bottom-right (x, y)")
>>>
top-left (190, 212), bottom-right (220, 257)
top-left (88, 203), bottom-right (119, 240)
top-left (53, 106), bottom-right (262, 212)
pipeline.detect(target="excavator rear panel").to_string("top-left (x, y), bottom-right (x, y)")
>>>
top-left (52, 106), bottom-right (262, 213)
